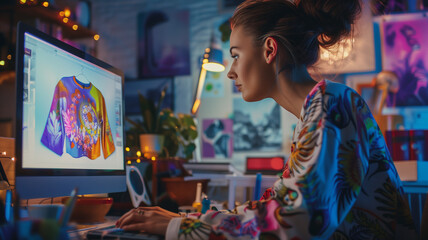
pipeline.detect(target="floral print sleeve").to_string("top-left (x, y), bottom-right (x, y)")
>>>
top-left (166, 80), bottom-right (417, 240)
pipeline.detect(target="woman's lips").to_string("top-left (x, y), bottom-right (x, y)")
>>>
top-left (235, 84), bottom-right (242, 91)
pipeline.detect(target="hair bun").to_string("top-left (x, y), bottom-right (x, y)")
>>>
top-left (296, 0), bottom-right (361, 48)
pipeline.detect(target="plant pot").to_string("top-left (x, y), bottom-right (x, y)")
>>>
top-left (139, 134), bottom-right (164, 154)
top-left (161, 177), bottom-right (209, 206)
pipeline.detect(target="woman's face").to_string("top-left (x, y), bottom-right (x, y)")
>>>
top-left (227, 26), bottom-right (276, 102)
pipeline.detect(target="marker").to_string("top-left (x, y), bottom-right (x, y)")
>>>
top-left (58, 188), bottom-right (78, 227)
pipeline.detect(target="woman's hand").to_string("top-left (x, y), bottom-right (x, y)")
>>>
top-left (116, 206), bottom-right (181, 236)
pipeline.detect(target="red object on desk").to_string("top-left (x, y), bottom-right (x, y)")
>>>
top-left (246, 156), bottom-right (284, 174)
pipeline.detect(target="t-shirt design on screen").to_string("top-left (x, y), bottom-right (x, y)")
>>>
top-left (41, 76), bottom-right (115, 159)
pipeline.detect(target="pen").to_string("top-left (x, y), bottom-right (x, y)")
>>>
top-left (59, 187), bottom-right (78, 227)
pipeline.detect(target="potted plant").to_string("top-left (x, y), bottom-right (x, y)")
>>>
top-left (126, 87), bottom-right (198, 160)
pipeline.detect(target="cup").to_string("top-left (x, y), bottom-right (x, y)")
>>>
top-left (27, 204), bottom-right (64, 220)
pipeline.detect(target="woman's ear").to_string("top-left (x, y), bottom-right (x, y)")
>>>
top-left (264, 37), bottom-right (277, 64)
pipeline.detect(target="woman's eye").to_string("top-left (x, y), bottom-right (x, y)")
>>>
top-left (231, 55), bottom-right (238, 59)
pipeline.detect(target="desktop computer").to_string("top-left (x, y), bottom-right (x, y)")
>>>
top-left (15, 22), bottom-right (126, 200)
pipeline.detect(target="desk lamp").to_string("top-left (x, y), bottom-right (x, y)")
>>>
top-left (191, 35), bottom-right (225, 115)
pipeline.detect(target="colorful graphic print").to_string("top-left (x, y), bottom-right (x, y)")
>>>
top-left (41, 76), bottom-right (115, 159)
top-left (167, 80), bottom-right (417, 239)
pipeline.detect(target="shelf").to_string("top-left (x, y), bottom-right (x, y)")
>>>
top-left (0, 5), bottom-right (97, 39)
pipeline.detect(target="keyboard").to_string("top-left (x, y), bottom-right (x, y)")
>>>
top-left (85, 225), bottom-right (162, 240)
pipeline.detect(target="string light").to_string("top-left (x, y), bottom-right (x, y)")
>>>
top-left (125, 147), bottom-right (130, 152)
top-left (42, 1), bottom-right (49, 7)
top-left (0, 61), bottom-right (5, 66)
top-left (94, 34), bottom-right (100, 41)
top-left (136, 159), bottom-right (141, 163)
top-left (20, 0), bottom-right (26, 4)
top-left (59, 11), bottom-right (65, 17)
top-left (136, 151), bottom-right (141, 157)
top-left (72, 25), bottom-right (78, 30)
top-left (127, 160), bottom-right (132, 165)
top-left (63, 18), bottom-right (69, 23)
top-left (7, 55), bottom-right (11, 60)
top-left (151, 156), bottom-right (156, 161)
top-left (64, 8), bottom-right (71, 18)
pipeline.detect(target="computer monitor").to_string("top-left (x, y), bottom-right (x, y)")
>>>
top-left (15, 22), bottom-right (126, 199)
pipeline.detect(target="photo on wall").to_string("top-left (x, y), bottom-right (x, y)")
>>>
top-left (201, 118), bottom-right (233, 159)
top-left (233, 98), bottom-right (282, 152)
top-left (137, 9), bottom-right (190, 78)
top-left (381, 15), bottom-right (428, 107)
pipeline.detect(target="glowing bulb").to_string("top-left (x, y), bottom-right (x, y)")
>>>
top-left (151, 156), bottom-right (156, 161)
top-left (125, 147), bottom-right (130, 152)
top-left (42, 1), bottom-right (49, 7)
top-left (72, 24), bottom-right (78, 30)
top-left (0, 61), bottom-right (5, 66)
top-left (136, 151), bottom-right (141, 157)
top-left (94, 34), bottom-right (100, 41)
top-left (136, 159), bottom-right (141, 163)
top-left (59, 11), bottom-right (65, 17)
top-left (63, 18), bottom-right (69, 23)
top-left (127, 160), bottom-right (132, 165)
top-left (7, 55), bottom-right (11, 60)
top-left (2, 152), bottom-right (6, 156)
top-left (64, 8), bottom-right (71, 18)
top-left (20, 0), bottom-right (26, 4)
top-left (11, 157), bottom-right (15, 161)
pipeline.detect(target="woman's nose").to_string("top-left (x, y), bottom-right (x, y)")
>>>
top-left (227, 69), bottom-right (236, 80)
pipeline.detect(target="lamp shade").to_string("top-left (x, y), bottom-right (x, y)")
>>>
top-left (202, 47), bottom-right (225, 72)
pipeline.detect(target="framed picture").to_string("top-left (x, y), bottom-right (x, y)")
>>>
top-left (381, 14), bottom-right (428, 107)
top-left (201, 118), bottom-right (233, 158)
top-left (233, 98), bottom-right (282, 152)
top-left (124, 78), bottom-right (174, 116)
top-left (137, 9), bottom-right (190, 78)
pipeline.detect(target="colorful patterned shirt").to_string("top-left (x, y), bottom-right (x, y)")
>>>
top-left (41, 76), bottom-right (115, 160)
top-left (166, 80), bottom-right (418, 239)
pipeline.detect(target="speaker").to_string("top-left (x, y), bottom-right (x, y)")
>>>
top-left (126, 165), bottom-right (151, 208)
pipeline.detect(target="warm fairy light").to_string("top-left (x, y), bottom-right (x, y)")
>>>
top-left (59, 11), bottom-right (65, 17)
top-left (125, 147), bottom-right (130, 152)
top-left (136, 151), bottom-right (141, 157)
top-left (20, 0), bottom-right (26, 4)
top-left (94, 34), bottom-right (100, 41)
top-left (72, 24), bottom-right (78, 30)
top-left (136, 159), bottom-right (141, 163)
top-left (7, 55), bottom-right (11, 60)
top-left (64, 8), bottom-right (71, 18)
top-left (63, 18), bottom-right (69, 23)
top-left (205, 48), bottom-right (210, 53)
top-left (42, 1), bottom-right (49, 7)
top-left (127, 160), bottom-right (132, 165)
top-left (151, 156), bottom-right (156, 161)
top-left (11, 157), bottom-right (15, 161)
top-left (0, 61), bottom-right (5, 66)
top-left (1, 152), bottom-right (5, 156)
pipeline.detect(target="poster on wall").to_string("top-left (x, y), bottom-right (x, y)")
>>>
top-left (138, 9), bottom-right (190, 78)
top-left (381, 15), bottom-right (428, 107)
top-left (202, 17), bottom-right (232, 98)
top-left (233, 98), bottom-right (282, 152)
top-left (201, 118), bottom-right (233, 158)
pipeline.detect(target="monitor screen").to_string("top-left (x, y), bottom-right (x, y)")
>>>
top-left (15, 22), bottom-right (126, 199)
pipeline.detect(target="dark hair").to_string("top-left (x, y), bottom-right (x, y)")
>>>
top-left (230, 0), bottom-right (361, 67)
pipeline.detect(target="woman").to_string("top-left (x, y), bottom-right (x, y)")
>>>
top-left (117, 0), bottom-right (418, 239)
